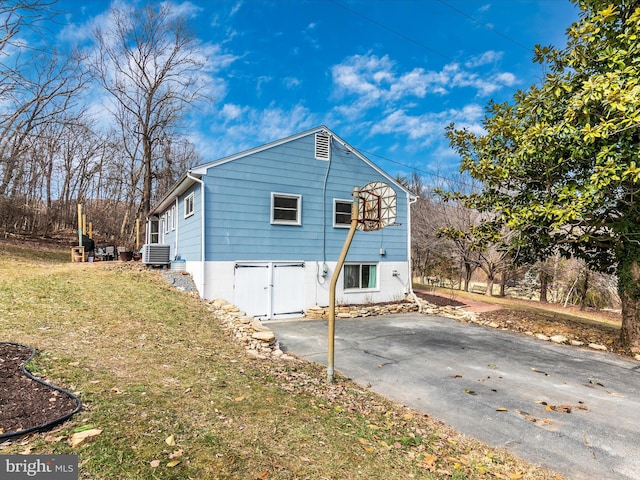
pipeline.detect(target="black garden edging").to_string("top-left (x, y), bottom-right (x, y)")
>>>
top-left (0, 342), bottom-right (82, 440)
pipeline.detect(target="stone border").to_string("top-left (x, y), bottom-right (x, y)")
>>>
top-left (305, 301), bottom-right (419, 319)
top-left (206, 299), bottom-right (295, 360)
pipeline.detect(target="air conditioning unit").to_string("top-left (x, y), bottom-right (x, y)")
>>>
top-left (142, 244), bottom-right (171, 266)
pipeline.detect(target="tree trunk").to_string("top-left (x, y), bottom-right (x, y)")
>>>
top-left (618, 246), bottom-right (640, 354)
top-left (539, 271), bottom-right (549, 303)
top-left (486, 278), bottom-right (494, 296)
top-left (579, 270), bottom-right (589, 311)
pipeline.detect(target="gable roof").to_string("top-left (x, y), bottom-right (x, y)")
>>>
top-left (149, 125), bottom-right (413, 216)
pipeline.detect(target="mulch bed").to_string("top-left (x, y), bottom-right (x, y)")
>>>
top-left (0, 343), bottom-right (80, 438)
top-left (413, 290), bottom-right (467, 308)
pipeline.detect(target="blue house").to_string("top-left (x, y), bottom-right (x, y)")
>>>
top-left (147, 126), bottom-right (416, 319)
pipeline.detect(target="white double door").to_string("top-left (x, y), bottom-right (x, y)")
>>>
top-left (233, 261), bottom-right (305, 319)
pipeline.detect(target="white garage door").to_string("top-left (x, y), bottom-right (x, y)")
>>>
top-left (234, 262), bottom-right (305, 320)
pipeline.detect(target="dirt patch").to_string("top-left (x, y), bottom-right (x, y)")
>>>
top-left (0, 343), bottom-right (80, 437)
top-left (413, 290), bottom-right (467, 308)
top-left (479, 308), bottom-right (624, 353)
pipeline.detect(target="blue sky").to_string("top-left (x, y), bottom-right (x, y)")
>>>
top-left (55, 0), bottom-right (579, 183)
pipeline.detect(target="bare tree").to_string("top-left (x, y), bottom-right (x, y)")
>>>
top-left (90, 3), bottom-right (208, 229)
top-left (0, 1), bottom-right (90, 234)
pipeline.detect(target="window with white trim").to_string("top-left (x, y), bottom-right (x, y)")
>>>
top-left (344, 264), bottom-right (378, 290)
top-left (184, 192), bottom-right (195, 218)
top-left (171, 205), bottom-right (176, 230)
top-left (334, 199), bottom-right (352, 227)
top-left (149, 218), bottom-right (159, 244)
top-left (164, 211), bottom-right (170, 233)
top-left (271, 193), bottom-right (301, 225)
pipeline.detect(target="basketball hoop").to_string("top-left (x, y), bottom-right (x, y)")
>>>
top-left (357, 181), bottom-right (396, 231)
top-left (327, 182), bottom-right (398, 382)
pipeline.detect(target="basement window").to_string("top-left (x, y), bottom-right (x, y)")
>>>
top-left (344, 264), bottom-right (378, 290)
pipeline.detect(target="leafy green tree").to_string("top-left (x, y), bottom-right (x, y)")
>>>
top-left (446, 1), bottom-right (640, 353)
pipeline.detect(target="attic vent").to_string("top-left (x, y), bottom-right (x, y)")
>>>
top-left (315, 132), bottom-right (330, 160)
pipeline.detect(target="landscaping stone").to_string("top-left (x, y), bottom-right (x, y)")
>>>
top-left (252, 331), bottom-right (276, 342)
top-left (71, 428), bottom-right (103, 448)
top-left (588, 343), bottom-right (608, 351)
top-left (550, 335), bottom-right (568, 344)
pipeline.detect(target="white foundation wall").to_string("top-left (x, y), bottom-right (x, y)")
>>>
top-left (314, 261), bottom-right (412, 307)
top-left (186, 260), bottom-right (412, 310)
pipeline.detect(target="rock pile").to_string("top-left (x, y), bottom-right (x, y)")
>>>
top-left (206, 299), bottom-right (294, 361)
top-left (305, 301), bottom-right (419, 320)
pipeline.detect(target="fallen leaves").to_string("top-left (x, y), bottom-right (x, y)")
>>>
top-left (151, 435), bottom-right (184, 470)
top-left (267, 362), bottom-right (561, 479)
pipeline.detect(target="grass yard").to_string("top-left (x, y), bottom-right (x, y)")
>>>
top-left (0, 243), bottom-right (562, 479)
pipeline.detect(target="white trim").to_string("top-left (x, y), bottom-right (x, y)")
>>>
top-left (152, 126), bottom-right (416, 216)
top-left (271, 192), bottom-right (302, 225)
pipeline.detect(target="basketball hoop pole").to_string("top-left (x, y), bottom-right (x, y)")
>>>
top-left (327, 187), bottom-right (360, 383)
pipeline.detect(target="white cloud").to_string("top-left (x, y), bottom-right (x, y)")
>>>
top-left (191, 103), bottom-right (320, 160)
top-left (331, 51), bottom-right (518, 111)
top-left (229, 0), bottom-right (243, 17)
top-left (162, 1), bottom-right (202, 20)
top-left (465, 50), bottom-right (503, 68)
top-left (220, 103), bottom-right (248, 121)
top-left (369, 104), bottom-right (485, 147)
top-left (283, 77), bottom-right (301, 89)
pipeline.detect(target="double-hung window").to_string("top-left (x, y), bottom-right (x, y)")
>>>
top-left (344, 264), bottom-right (378, 290)
top-left (184, 193), bottom-right (195, 218)
top-left (334, 199), bottom-right (352, 227)
top-left (271, 193), bottom-right (301, 225)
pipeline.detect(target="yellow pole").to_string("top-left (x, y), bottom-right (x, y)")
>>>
top-left (82, 214), bottom-right (86, 239)
top-left (327, 187), bottom-right (360, 382)
top-left (136, 219), bottom-right (140, 251)
top-left (89, 222), bottom-right (93, 239)
top-left (77, 204), bottom-right (83, 247)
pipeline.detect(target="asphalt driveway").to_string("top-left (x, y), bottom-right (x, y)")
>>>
top-left (269, 313), bottom-right (640, 480)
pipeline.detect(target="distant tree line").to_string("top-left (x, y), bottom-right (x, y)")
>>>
top-left (0, 1), bottom-right (203, 245)
top-left (404, 172), bottom-right (620, 313)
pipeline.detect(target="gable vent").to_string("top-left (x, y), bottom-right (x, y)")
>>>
top-left (315, 132), bottom-right (330, 160)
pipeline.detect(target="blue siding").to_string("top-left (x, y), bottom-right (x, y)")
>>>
top-left (177, 185), bottom-right (202, 261)
top-left (202, 133), bottom-right (408, 262)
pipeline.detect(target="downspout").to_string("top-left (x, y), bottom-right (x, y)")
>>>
top-left (174, 196), bottom-right (179, 259)
top-left (406, 193), bottom-right (418, 296)
top-left (186, 172), bottom-right (206, 296)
